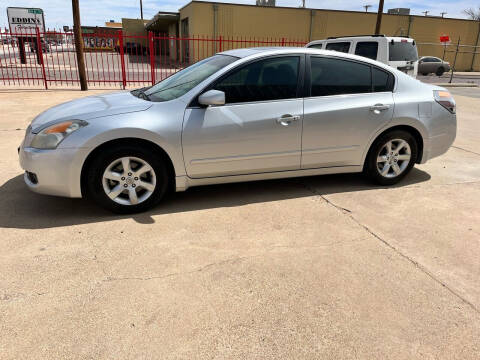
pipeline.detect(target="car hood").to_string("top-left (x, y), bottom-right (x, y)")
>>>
top-left (30, 91), bottom-right (152, 133)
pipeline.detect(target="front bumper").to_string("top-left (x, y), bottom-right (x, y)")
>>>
top-left (19, 144), bottom-right (89, 198)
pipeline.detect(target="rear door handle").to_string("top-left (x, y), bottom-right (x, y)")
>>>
top-left (370, 104), bottom-right (390, 113)
top-left (277, 114), bottom-right (300, 126)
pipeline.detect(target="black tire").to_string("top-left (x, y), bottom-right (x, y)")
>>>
top-left (86, 145), bottom-right (169, 214)
top-left (436, 67), bottom-right (445, 76)
top-left (364, 130), bottom-right (418, 186)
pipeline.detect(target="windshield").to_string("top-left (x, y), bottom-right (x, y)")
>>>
top-left (389, 41), bottom-right (418, 61)
top-left (144, 55), bottom-right (238, 102)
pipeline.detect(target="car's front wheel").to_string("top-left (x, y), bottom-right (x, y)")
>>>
top-left (365, 130), bottom-right (418, 186)
top-left (436, 67), bottom-right (445, 76)
top-left (86, 145), bottom-right (168, 213)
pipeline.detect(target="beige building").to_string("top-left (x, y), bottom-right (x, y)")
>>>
top-left (141, 1), bottom-right (480, 71)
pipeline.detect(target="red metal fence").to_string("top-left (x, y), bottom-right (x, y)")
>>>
top-left (0, 28), bottom-right (307, 89)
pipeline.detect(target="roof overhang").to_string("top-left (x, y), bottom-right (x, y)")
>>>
top-left (145, 12), bottom-right (179, 32)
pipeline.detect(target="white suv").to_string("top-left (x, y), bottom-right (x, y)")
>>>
top-left (306, 35), bottom-right (419, 77)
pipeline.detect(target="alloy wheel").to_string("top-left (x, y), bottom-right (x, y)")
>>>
top-left (376, 139), bottom-right (412, 178)
top-left (102, 156), bottom-right (156, 206)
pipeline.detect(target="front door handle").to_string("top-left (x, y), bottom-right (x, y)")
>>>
top-left (370, 104), bottom-right (390, 113)
top-left (277, 114), bottom-right (300, 126)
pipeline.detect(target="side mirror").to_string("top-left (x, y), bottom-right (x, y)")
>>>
top-left (198, 90), bottom-right (225, 106)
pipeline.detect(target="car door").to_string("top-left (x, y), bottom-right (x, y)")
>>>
top-left (421, 57), bottom-right (434, 73)
top-left (431, 58), bottom-right (443, 73)
top-left (182, 55), bottom-right (304, 178)
top-left (302, 56), bottom-right (395, 168)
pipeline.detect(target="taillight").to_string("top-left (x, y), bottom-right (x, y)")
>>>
top-left (434, 90), bottom-right (456, 114)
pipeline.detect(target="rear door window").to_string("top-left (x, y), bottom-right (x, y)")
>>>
top-left (355, 42), bottom-right (379, 60)
top-left (310, 57), bottom-right (372, 97)
top-left (309, 44), bottom-right (323, 49)
top-left (325, 42), bottom-right (351, 53)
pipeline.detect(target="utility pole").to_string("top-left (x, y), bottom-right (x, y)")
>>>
top-left (422, 11), bottom-right (429, 16)
top-left (440, 12), bottom-right (447, 18)
top-left (300, 0), bottom-right (306, 8)
top-left (374, 0), bottom-right (384, 35)
top-left (140, 0), bottom-right (144, 19)
top-left (72, 0), bottom-right (88, 90)
top-left (364, 5), bottom-right (372, 13)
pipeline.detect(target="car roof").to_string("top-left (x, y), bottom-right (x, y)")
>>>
top-left (218, 47), bottom-right (292, 58)
top-left (219, 47), bottom-right (395, 71)
top-left (307, 36), bottom-right (415, 45)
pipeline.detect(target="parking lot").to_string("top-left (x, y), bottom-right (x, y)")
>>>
top-left (0, 88), bottom-right (479, 358)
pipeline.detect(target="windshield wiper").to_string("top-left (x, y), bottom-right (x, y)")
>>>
top-left (131, 87), bottom-right (151, 101)
top-left (146, 79), bottom-right (199, 96)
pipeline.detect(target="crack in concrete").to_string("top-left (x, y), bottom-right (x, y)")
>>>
top-left (297, 180), bottom-right (480, 314)
top-left (452, 145), bottom-right (480, 157)
top-left (101, 255), bottom-right (252, 283)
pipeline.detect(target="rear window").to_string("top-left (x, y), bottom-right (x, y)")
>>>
top-left (389, 41), bottom-right (418, 61)
top-left (372, 68), bottom-right (394, 92)
top-left (309, 44), bottom-right (323, 49)
top-left (355, 42), bottom-right (379, 60)
top-left (326, 42), bottom-right (351, 53)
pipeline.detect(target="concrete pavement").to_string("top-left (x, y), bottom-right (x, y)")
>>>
top-left (0, 88), bottom-right (479, 359)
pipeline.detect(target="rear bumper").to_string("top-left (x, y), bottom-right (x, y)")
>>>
top-left (19, 145), bottom-right (88, 198)
top-left (421, 132), bottom-right (456, 163)
top-left (420, 116), bottom-right (457, 163)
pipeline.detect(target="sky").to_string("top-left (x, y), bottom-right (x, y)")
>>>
top-left (1, 0), bottom-right (478, 30)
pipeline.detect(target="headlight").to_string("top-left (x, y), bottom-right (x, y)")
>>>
top-left (30, 120), bottom-right (88, 149)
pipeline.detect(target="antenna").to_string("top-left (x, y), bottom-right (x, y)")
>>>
top-left (422, 10), bottom-right (429, 16)
top-left (363, 4), bottom-right (372, 13)
top-left (440, 12), bottom-right (447, 18)
top-left (300, 0), bottom-right (306, 8)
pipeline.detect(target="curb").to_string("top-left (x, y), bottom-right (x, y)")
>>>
top-left (432, 83), bottom-right (478, 88)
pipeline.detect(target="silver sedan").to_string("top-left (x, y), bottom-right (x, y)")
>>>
top-left (19, 48), bottom-right (457, 213)
top-left (418, 56), bottom-right (451, 76)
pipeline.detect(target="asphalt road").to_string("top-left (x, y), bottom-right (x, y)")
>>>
top-left (1, 49), bottom-right (182, 88)
top-left (417, 73), bottom-right (480, 86)
top-left (2, 47), bottom-right (480, 89)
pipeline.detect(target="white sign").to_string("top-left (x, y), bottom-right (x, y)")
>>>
top-left (7, 7), bottom-right (45, 36)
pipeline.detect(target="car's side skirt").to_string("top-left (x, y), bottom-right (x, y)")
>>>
top-left (175, 165), bottom-right (363, 192)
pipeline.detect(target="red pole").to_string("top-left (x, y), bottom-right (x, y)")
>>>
top-left (281, 37), bottom-right (285, 47)
top-left (149, 31), bottom-right (155, 85)
top-left (118, 30), bottom-right (127, 89)
top-left (35, 28), bottom-right (48, 89)
top-left (219, 35), bottom-right (222, 52)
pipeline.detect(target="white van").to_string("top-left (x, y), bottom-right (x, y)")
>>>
top-left (306, 35), bottom-right (419, 77)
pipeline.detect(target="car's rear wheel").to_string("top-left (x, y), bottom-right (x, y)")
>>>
top-left (436, 67), bottom-right (445, 76)
top-left (365, 130), bottom-right (418, 186)
top-left (86, 145), bottom-right (168, 213)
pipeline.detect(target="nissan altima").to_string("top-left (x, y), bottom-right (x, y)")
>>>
top-left (19, 47), bottom-right (456, 213)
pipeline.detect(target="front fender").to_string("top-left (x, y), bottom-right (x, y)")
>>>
top-left (58, 101), bottom-right (186, 176)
